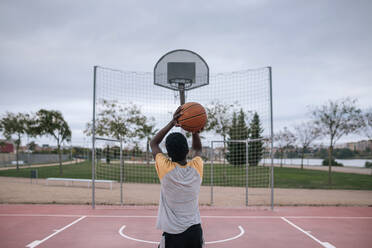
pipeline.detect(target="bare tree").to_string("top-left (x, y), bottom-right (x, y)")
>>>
top-left (360, 108), bottom-right (372, 140)
top-left (311, 98), bottom-right (364, 184)
top-left (293, 122), bottom-right (320, 169)
top-left (274, 127), bottom-right (296, 167)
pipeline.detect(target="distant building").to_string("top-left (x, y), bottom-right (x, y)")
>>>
top-left (346, 142), bottom-right (356, 151)
top-left (334, 143), bottom-right (348, 149)
top-left (355, 140), bottom-right (372, 151)
top-left (40, 144), bottom-right (55, 152)
top-left (0, 140), bottom-right (14, 153)
top-left (345, 140), bottom-right (372, 152)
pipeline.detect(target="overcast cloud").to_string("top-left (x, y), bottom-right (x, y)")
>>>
top-left (1, 0), bottom-right (371, 146)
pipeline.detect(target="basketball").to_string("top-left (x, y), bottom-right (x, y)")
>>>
top-left (178, 102), bottom-right (207, 133)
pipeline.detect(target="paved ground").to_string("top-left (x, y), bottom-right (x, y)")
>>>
top-left (1, 205), bottom-right (371, 248)
top-left (1, 177), bottom-right (372, 206)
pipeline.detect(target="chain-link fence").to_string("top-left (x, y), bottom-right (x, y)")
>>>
top-left (91, 66), bottom-right (274, 208)
top-left (0, 153), bottom-right (71, 168)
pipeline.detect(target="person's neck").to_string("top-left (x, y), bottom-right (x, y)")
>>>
top-left (175, 159), bottom-right (187, 165)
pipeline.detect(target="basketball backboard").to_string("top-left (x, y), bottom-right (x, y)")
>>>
top-left (154, 49), bottom-right (209, 91)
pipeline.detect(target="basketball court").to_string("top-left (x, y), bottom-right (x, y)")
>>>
top-left (0, 204), bottom-right (371, 248)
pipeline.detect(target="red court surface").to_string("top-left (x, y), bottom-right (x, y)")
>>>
top-left (0, 204), bottom-right (371, 248)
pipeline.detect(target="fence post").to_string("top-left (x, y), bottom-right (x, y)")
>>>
top-left (92, 66), bottom-right (97, 209)
top-left (269, 66), bottom-right (274, 211)
top-left (120, 139), bottom-right (123, 206)
top-left (245, 140), bottom-right (249, 207)
top-left (210, 141), bottom-right (214, 206)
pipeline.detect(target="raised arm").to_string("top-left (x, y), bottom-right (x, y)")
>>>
top-left (192, 132), bottom-right (202, 158)
top-left (150, 106), bottom-right (182, 159)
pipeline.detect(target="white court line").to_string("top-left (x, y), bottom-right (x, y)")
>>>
top-left (281, 217), bottom-right (336, 248)
top-left (118, 225), bottom-right (158, 244)
top-left (0, 214), bottom-right (82, 217)
top-left (1, 213), bottom-right (372, 219)
top-left (280, 216), bottom-right (372, 219)
top-left (201, 216), bottom-right (372, 219)
top-left (25, 216), bottom-right (86, 248)
top-left (205, 226), bottom-right (245, 244)
top-left (0, 214), bottom-right (156, 218)
top-left (119, 225), bottom-right (244, 245)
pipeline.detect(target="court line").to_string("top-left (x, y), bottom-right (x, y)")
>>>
top-left (25, 216), bottom-right (86, 248)
top-left (281, 217), bottom-right (336, 248)
top-left (118, 225), bottom-right (245, 245)
top-left (0, 214), bottom-right (83, 217)
top-left (206, 226), bottom-right (245, 244)
top-left (202, 216), bottom-right (372, 219)
top-left (283, 216), bottom-right (372, 219)
top-left (1, 214), bottom-right (371, 219)
top-left (118, 225), bottom-right (158, 244)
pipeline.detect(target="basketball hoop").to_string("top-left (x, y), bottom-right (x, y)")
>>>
top-left (169, 79), bottom-right (193, 89)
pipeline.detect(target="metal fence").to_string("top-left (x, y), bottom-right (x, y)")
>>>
top-left (0, 153), bottom-right (71, 167)
top-left (91, 66), bottom-right (274, 208)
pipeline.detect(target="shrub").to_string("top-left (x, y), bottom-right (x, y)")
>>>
top-left (322, 158), bottom-right (343, 167)
top-left (365, 161), bottom-right (372, 168)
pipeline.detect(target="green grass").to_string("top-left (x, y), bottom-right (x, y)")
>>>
top-left (0, 161), bottom-right (93, 179)
top-left (0, 161), bottom-right (371, 190)
top-left (274, 167), bottom-right (372, 190)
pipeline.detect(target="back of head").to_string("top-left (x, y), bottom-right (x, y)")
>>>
top-left (165, 132), bottom-right (189, 162)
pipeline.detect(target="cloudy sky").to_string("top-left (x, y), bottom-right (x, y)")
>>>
top-left (1, 0), bottom-right (371, 146)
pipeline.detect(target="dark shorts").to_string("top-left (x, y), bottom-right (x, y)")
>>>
top-left (159, 224), bottom-right (204, 248)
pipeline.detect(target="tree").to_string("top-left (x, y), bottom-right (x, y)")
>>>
top-left (205, 101), bottom-right (234, 141)
top-left (27, 141), bottom-right (37, 152)
top-left (360, 108), bottom-right (372, 140)
top-left (136, 116), bottom-right (157, 165)
top-left (85, 100), bottom-right (143, 142)
top-left (103, 145), bottom-right (111, 164)
top-left (85, 100), bottom-right (144, 168)
top-left (311, 98), bottom-right (364, 184)
top-left (274, 127), bottom-right (296, 167)
top-left (333, 148), bottom-right (354, 159)
top-left (0, 112), bottom-right (30, 170)
top-left (226, 109), bottom-right (249, 166)
top-left (293, 122), bottom-right (320, 169)
top-left (34, 109), bottom-right (71, 175)
top-left (248, 112), bottom-right (264, 166)
top-left (205, 101), bottom-right (235, 163)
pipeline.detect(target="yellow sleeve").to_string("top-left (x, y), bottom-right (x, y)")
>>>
top-left (190, 156), bottom-right (203, 179)
top-left (155, 153), bottom-right (176, 180)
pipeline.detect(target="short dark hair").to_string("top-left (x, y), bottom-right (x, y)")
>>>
top-left (165, 132), bottom-right (189, 162)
